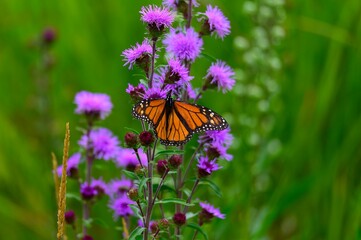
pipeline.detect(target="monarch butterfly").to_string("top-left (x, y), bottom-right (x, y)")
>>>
top-left (132, 94), bottom-right (228, 146)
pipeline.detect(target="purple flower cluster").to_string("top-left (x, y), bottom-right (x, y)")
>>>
top-left (206, 61), bottom-right (235, 93)
top-left (109, 194), bottom-right (134, 218)
top-left (140, 5), bottom-right (174, 30)
top-left (202, 5), bottom-right (231, 39)
top-left (163, 28), bottom-right (203, 62)
top-left (199, 202), bottom-right (225, 222)
top-left (122, 40), bottom-right (155, 69)
top-left (163, 0), bottom-right (199, 10)
top-left (197, 156), bottom-right (221, 177)
top-left (75, 91), bottom-right (113, 120)
top-left (114, 148), bottom-right (148, 170)
top-left (79, 128), bottom-right (120, 161)
top-left (56, 152), bottom-right (81, 177)
top-left (199, 128), bottom-right (233, 161)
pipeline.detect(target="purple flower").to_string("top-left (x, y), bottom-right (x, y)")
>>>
top-left (202, 5), bottom-right (230, 39)
top-left (143, 85), bottom-right (168, 99)
top-left (122, 40), bottom-right (155, 69)
top-left (114, 148), bottom-right (148, 170)
top-left (56, 152), bottom-right (81, 177)
top-left (197, 156), bottom-right (221, 177)
top-left (198, 128), bottom-right (233, 161)
top-left (163, 0), bottom-right (199, 9)
top-left (107, 178), bottom-right (134, 197)
top-left (200, 202), bottom-right (225, 219)
top-left (126, 83), bottom-right (146, 102)
top-left (79, 128), bottom-right (120, 161)
top-left (186, 83), bottom-right (197, 99)
top-left (163, 28), bottom-right (203, 62)
top-left (109, 194), bottom-right (134, 218)
top-left (140, 5), bottom-right (174, 30)
top-left (199, 128), bottom-right (233, 147)
top-left (158, 58), bottom-right (193, 89)
top-left (91, 178), bottom-right (108, 196)
top-left (81, 183), bottom-right (97, 200)
top-left (74, 91), bottom-right (113, 120)
top-left (206, 61), bottom-right (235, 93)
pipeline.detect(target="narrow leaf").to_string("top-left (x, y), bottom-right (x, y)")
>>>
top-left (65, 193), bottom-right (82, 202)
top-left (129, 226), bottom-right (145, 240)
top-left (154, 149), bottom-right (184, 159)
top-left (199, 178), bottom-right (222, 198)
top-left (122, 170), bottom-right (138, 180)
top-left (186, 223), bottom-right (208, 240)
top-left (138, 177), bottom-right (149, 197)
top-left (155, 198), bottom-right (194, 206)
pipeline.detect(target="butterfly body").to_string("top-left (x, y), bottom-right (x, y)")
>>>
top-left (132, 95), bottom-right (228, 146)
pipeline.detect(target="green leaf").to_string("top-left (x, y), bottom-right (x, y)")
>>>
top-left (129, 204), bottom-right (143, 220)
top-left (122, 170), bottom-right (138, 180)
top-left (154, 149), bottom-right (184, 159)
top-left (129, 226), bottom-right (145, 240)
top-left (66, 192), bottom-right (82, 202)
top-left (186, 212), bottom-right (199, 220)
top-left (155, 198), bottom-right (194, 206)
top-left (186, 223), bottom-right (208, 240)
top-left (92, 218), bottom-right (110, 228)
top-left (200, 52), bottom-right (217, 62)
top-left (198, 178), bottom-right (222, 198)
top-left (123, 127), bottom-right (140, 135)
top-left (138, 177), bottom-right (149, 197)
top-left (152, 184), bottom-right (176, 194)
top-left (139, 79), bottom-right (148, 87)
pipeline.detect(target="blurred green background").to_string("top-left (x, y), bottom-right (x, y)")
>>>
top-left (1, 0), bottom-right (361, 239)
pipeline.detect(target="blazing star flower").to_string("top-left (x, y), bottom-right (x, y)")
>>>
top-left (197, 156), bottom-right (221, 177)
top-left (74, 91), bottom-right (113, 120)
top-left (198, 128), bottom-right (233, 148)
top-left (186, 83), bottom-right (197, 99)
top-left (114, 148), bottom-right (148, 170)
top-left (126, 83), bottom-right (146, 102)
top-left (201, 5), bottom-right (231, 39)
top-left (159, 58), bottom-right (193, 89)
top-left (163, 28), bottom-right (203, 62)
top-left (122, 40), bottom-right (155, 69)
top-left (56, 152), bottom-right (81, 177)
top-left (81, 183), bottom-right (97, 200)
top-left (109, 194), bottom-right (134, 218)
top-left (79, 128), bottom-right (120, 161)
top-left (107, 178), bottom-right (134, 197)
top-left (140, 5), bottom-right (174, 30)
top-left (91, 178), bottom-right (108, 196)
top-left (206, 61), bottom-right (235, 93)
top-left (199, 202), bottom-right (225, 220)
top-left (206, 145), bottom-right (233, 161)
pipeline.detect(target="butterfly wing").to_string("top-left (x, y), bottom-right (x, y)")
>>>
top-left (132, 98), bottom-right (228, 146)
top-left (132, 98), bottom-right (166, 128)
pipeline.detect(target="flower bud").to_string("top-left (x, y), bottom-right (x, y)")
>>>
top-left (168, 155), bottom-right (182, 169)
top-left (135, 164), bottom-right (146, 176)
top-left (150, 221), bottom-right (159, 234)
top-left (124, 132), bottom-right (139, 148)
top-left (156, 160), bottom-right (168, 175)
top-left (42, 27), bottom-right (56, 45)
top-left (139, 131), bottom-right (154, 146)
top-left (159, 218), bottom-right (170, 230)
top-left (199, 20), bottom-right (212, 37)
top-left (64, 210), bottom-right (76, 225)
top-left (82, 235), bottom-right (93, 240)
top-left (128, 188), bottom-right (139, 201)
top-left (173, 212), bottom-right (186, 226)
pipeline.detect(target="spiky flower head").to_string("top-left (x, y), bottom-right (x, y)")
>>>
top-left (109, 194), bottom-right (134, 218)
top-left (199, 202), bottom-right (225, 224)
top-left (197, 156), bottom-right (221, 177)
top-left (163, 28), bottom-right (203, 62)
top-left (122, 40), bottom-right (156, 70)
top-left (78, 128), bottom-right (120, 161)
top-left (140, 5), bottom-right (174, 39)
top-left (74, 91), bottom-right (113, 120)
top-left (205, 61), bottom-right (235, 93)
top-left (200, 5), bottom-right (231, 39)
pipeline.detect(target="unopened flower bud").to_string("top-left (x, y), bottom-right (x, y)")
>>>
top-left (64, 210), bottom-right (76, 225)
top-left (42, 27), bottom-right (56, 45)
top-left (150, 221), bottom-right (159, 234)
top-left (128, 188), bottom-right (139, 201)
top-left (159, 218), bottom-right (170, 230)
top-left (173, 212), bottom-right (186, 226)
top-left (82, 235), bottom-right (93, 240)
top-left (139, 131), bottom-right (154, 146)
top-left (124, 132), bottom-right (139, 148)
top-left (156, 160), bottom-right (168, 175)
top-left (168, 155), bottom-right (182, 169)
top-left (135, 164), bottom-right (146, 176)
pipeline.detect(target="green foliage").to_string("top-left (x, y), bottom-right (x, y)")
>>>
top-left (0, 0), bottom-right (361, 239)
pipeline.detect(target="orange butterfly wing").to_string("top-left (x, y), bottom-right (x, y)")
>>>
top-left (132, 98), bottom-right (228, 146)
